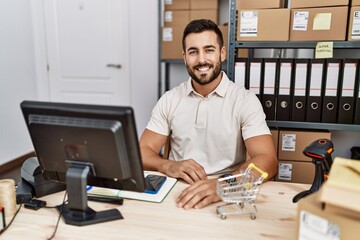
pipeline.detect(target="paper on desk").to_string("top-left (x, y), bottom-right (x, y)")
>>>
top-left (87, 173), bottom-right (177, 203)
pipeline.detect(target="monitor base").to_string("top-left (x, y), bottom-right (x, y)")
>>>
top-left (56, 204), bottom-right (123, 226)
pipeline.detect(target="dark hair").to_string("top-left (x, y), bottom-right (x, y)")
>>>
top-left (182, 19), bottom-right (224, 51)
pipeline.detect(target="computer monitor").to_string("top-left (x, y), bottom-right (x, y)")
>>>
top-left (20, 100), bottom-right (146, 226)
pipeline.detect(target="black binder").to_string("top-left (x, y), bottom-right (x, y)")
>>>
top-left (248, 58), bottom-right (263, 101)
top-left (234, 58), bottom-right (248, 88)
top-left (354, 75), bottom-right (360, 124)
top-left (306, 59), bottom-right (325, 122)
top-left (276, 59), bottom-right (293, 121)
top-left (338, 59), bottom-right (358, 124)
top-left (322, 59), bottom-right (342, 123)
top-left (261, 59), bottom-right (278, 120)
top-left (291, 59), bottom-right (309, 122)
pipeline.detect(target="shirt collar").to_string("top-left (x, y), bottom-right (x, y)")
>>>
top-left (185, 71), bottom-right (230, 97)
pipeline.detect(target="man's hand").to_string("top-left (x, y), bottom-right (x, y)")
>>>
top-left (163, 159), bottom-right (207, 184)
top-left (176, 179), bottom-right (221, 209)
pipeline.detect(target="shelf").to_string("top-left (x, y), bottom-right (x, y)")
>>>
top-left (235, 41), bottom-right (360, 49)
top-left (266, 121), bottom-right (360, 131)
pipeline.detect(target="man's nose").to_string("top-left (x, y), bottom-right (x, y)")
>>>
top-left (198, 51), bottom-right (206, 63)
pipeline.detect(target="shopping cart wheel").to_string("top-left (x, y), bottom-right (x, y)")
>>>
top-left (220, 214), bottom-right (227, 220)
top-left (250, 213), bottom-right (256, 220)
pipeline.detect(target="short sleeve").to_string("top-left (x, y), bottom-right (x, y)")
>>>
top-left (146, 93), bottom-right (171, 136)
top-left (241, 91), bottom-right (270, 140)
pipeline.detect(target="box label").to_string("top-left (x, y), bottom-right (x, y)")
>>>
top-left (239, 11), bottom-right (258, 37)
top-left (162, 28), bottom-right (173, 41)
top-left (278, 162), bottom-right (292, 180)
top-left (164, 11), bottom-right (173, 22)
top-left (293, 11), bottom-right (309, 31)
top-left (351, 11), bottom-right (360, 39)
top-left (282, 134), bottom-right (296, 151)
top-left (299, 210), bottom-right (340, 240)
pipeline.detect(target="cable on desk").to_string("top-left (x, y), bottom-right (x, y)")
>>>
top-left (0, 204), bottom-right (22, 235)
top-left (47, 191), bottom-right (67, 240)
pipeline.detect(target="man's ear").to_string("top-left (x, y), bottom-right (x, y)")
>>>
top-left (220, 46), bottom-right (226, 62)
top-left (182, 51), bottom-right (187, 65)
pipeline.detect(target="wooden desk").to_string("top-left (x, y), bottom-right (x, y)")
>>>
top-left (2, 181), bottom-right (309, 240)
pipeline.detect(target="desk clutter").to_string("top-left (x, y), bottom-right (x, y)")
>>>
top-left (0, 179), bottom-right (16, 219)
top-left (296, 157), bottom-right (360, 240)
top-left (216, 163), bottom-right (268, 220)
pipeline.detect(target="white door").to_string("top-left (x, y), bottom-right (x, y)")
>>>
top-left (43, 0), bottom-right (130, 105)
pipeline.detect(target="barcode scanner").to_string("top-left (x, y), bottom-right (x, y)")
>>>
top-left (292, 138), bottom-right (334, 203)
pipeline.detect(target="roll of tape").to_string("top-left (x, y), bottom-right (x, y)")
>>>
top-left (0, 179), bottom-right (16, 218)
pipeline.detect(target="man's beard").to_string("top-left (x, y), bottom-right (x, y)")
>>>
top-left (186, 59), bottom-right (222, 85)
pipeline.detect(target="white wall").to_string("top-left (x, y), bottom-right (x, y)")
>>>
top-left (0, 0), bottom-right (38, 164)
top-left (0, 0), bottom-right (159, 165)
top-left (129, 0), bottom-right (159, 135)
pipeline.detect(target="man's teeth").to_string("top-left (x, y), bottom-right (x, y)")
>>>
top-left (198, 66), bottom-right (210, 71)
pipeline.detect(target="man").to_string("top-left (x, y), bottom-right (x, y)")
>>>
top-left (139, 19), bottom-right (277, 209)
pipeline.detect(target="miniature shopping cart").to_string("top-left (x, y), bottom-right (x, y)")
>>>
top-left (216, 163), bottom-right (268, 220)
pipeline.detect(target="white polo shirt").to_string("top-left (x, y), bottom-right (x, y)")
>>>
top-left (146, 72), bottom-right (270, 174)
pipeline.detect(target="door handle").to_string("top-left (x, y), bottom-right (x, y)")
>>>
top-left (106, 64), bottom-right (122, 69)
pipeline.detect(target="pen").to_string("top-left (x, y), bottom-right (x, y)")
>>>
top-left (88, 195), bottom-right (124, 205)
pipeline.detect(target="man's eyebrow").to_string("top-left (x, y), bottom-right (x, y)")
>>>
top-left (203, 45), bottom-right (216, 49)
top-left (186, 45), bottom-right (216, 52)
top-left (186, 47), bottom-right (198, 52)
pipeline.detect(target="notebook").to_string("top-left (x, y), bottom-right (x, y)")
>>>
top-left (87, 173), bottom-right (177, 203)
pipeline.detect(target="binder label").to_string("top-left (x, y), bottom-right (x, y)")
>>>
top-left (325, 63), bottom-right (340, 97)
top-left (282, 134), bottom-right (296, 151)
top-left (235, 62), bottom-right (246, 87)
top-left (240, 11), bottom-right (258, 37)
top-left (351, 11), bottom-right (360, 39)
top-left (279, 63), bottom-right (292, 95)
top-left (309, 63), bottom-right (323, 96)
top-left (264, 62), bottom-right (276, 94)
top-left (249, 62), bottom-right (261, 94)
top-left (341, 63), bottom-right (356, 97)
top-left (294, 63), bottom-right (307, 96)
top-left (293, 11), bottom-right (309, 31)
top-left (278, 163), bottom-right (292, 180)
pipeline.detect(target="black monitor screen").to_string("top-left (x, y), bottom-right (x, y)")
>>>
top-left (21, 100), bottom-right (145, 226)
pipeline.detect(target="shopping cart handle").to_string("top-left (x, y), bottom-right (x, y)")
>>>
top-left (248, 163), bottom-right (268, 179)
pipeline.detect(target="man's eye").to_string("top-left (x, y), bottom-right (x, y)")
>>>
top-left (206, 49), bottom-right (215, 53)
top-left (188, 51), bottom-right (197, 55)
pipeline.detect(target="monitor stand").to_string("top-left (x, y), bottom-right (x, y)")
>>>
top-left (56, 162), bottom-right (123, 226)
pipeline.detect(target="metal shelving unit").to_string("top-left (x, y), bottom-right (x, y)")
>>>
top-left (226, 0), bottom-right (360, 131)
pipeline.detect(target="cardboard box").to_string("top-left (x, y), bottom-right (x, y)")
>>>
top-left (347, 6), bottom-right (360, 41)
top-left (190, 10), bottom-right (218, 24)
top-left (164, 10), bottom-right (190, 27)
top-left (164, 0), bottom-right (190, 10)
top-left (190, 0), bottom-right (218, 10)
top-left (353, 0), bottom-right (360, 5)
top-left (289, 7), bottom-right (348, 41)
top-left (288, 0), bottom-right (348, 9)
top-left (162, 24), bottom-right (186, 59)
top-left (296, 191), bottom-right (360, 240)
top-left (276, 160), bottom-right (315, 184)
top-left (237, 0), bottom-right (284, 9)
top-left (218, 24), bottom-right (228, 53)
top-left (237, 9), bottom-right (290, 41)
top-left (318, 157), bottom-right (360, 220)
top-left (278, 130), bottom-right (331, 162)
